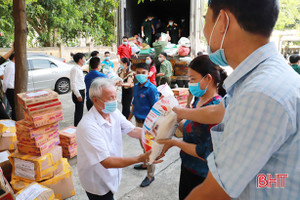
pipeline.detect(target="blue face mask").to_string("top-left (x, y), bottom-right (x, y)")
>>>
top-left (101, 100), bottom-right (117, 113)
top-left (207, 12), bottom-right (229, 66)
top-left (136, 74), bottom-right (148, 84)
top-left (145, 60), bottom-right (151, 65)
top-left (105, 57), bottom-right (110, 61)
top-left (120, 64), bottom-right (124, 69)
top-left (188, 76), bottom-right (208, 97)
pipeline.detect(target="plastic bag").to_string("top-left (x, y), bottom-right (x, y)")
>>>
top-left (129, 42), bottom-right (141, 54)
top-left (102, 68), bottom-right (123, 82)
top-left (178, 46), bottom-right (190, 57)
top-left (142, 84), bottom-right (179, 164)
top-left (178, 37), bottom-right (191, 47)
top-left (147, 112), bottom-right (178, 164)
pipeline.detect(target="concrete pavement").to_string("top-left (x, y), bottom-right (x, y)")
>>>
top-left (58, 91), bottom-right (182, 200)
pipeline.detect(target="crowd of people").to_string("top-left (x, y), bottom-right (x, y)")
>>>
top-left (1, 0), bottom-right (300, 200)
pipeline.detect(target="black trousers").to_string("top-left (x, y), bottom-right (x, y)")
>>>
top-left (121, 87), bottom-right (133, 119)
top-left (72, 90), bottom-right (85, 126)
top-left (0, 102), bottom-right (9, 120)
top-left (86, 191), bottom-right (114, 200)
top-left (179, 165), bottom-right (206, 200)
top-left (159, 77), bottom-right (171, 86)
top-left (86, 99), bottom-right (93, 111)
top-left (6, 89), bottom-right (16, 120)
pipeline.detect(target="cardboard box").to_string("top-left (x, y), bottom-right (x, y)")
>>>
top-left (172, 88), bottom-right (189, 96)
top-left (17, 89), bottom-right (58, 108)
top-left (0, 132), bottom-right (17, 152)
top-left (0, 120), bottom-right (16, 134)
top-left (175, 94), bottom-right (189, 101)
top-left (41, 159), bottom-right (75, 200)
top-left (17, 131), bottom-right (59, 148)
top-left (61, 144), bottom-right (77, 159)
top-left (16, 120), bottom-right (59, 139)
top-left (0, 167), bottom-right (15, 200)
top-left (10, 174), bottom-right (32, 193)
top-left (24, 100), bottom-right (62, 116)
top-left (9, 146), bottom-right (62, 182)
top-left (0, 151), bottom-right (12, 183)
top-left (24, 109), bottom-right (63, 128)
top-left (59, 126), bottom-right (76, 145)
top-left (16, 183), bottom-right (55, 200)
top-left (17, 136), bottom-right (60, 156)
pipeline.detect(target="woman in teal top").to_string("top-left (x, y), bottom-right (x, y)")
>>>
top-left (158, 55), bottom-right (228, 200)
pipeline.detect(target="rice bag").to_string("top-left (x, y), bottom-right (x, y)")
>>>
top-left (147, 111), bottom-right (178, 164)
top-left (142, 84), bottom-right (179, 164)
top-left (102, 68), bottom-right (123, 82)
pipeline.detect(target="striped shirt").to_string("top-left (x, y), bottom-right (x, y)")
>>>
top-left (207, 42), bottom-right (300, 199)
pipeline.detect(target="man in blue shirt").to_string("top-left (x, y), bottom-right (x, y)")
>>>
top-left (101, 51), bottom-right (114, 71)
top-left (84, 57), bottom-right (107, 110)
top-left (184, 0), bottom-right (300, 200)
top-left (129, 63), bottom-right (159, 188)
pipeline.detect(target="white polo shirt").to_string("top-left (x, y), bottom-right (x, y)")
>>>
top-left (76, 106), bottom-right (135, 195)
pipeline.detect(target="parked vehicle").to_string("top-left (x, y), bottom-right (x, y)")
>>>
top-left (0, 53), bottom-right (72, 94)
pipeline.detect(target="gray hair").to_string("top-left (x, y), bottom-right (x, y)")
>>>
top-left (89, 78), bottom-right (115, 101)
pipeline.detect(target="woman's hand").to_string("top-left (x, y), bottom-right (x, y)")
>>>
top-left (173, 106), bottom-right (184, 121)
top-left (156, 139), bottom-right (176, 160)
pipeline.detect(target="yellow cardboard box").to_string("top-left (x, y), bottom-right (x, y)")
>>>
top-left (41, 159), bottom-right (75, 200)
top-left (16, 120), bottom-right (59, 139)
top-left (0, 120), bottom-right (16, 134)
top-left (9, 146), bottom-right (63, 182)
top-left (10, 174), bottom-right (32, 193)
top-left (16, 182), bottom-right (55, 200)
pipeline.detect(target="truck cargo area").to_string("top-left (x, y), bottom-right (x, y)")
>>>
top-left (124, 0), bottom-right (190, 38)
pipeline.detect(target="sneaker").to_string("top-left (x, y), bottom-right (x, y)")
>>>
top-left (133, 163), bottom-right (147, 170)
top-left (140, 176), bottom-right (155, 187)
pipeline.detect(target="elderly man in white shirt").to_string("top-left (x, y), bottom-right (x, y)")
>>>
top-left (77, 77), bottom-right (151, 200)
top-left (70, 52), bottom-right (86, 126)
top-left (1, 53), bottom-right (16, 120)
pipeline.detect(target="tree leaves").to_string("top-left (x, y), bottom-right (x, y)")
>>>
top-left (0, 0), bottom-right (118, 47)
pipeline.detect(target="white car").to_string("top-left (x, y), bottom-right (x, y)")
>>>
top-left (0, 53), bottom-right (73, 94)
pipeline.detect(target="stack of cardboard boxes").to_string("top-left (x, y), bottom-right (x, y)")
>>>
top-left (59, 126), bottom-right (77, 158)
top-left (7, 89), bottom-right (75, 200)
top-left (172, 88), bottom-right (189, 107)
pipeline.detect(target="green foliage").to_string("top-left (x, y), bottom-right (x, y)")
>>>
top-left (0, 0), bottom-right (118, 47)
top-left (0, 0), bottom-right (14, 47)
top-left (275, 0), bottom-right (300, 30)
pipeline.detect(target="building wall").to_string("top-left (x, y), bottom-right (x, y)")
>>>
top-left (0, 45), bottom-right (118, 62)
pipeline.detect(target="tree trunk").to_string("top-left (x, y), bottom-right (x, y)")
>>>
top-left (13, 0), bottom-right (28, 120)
